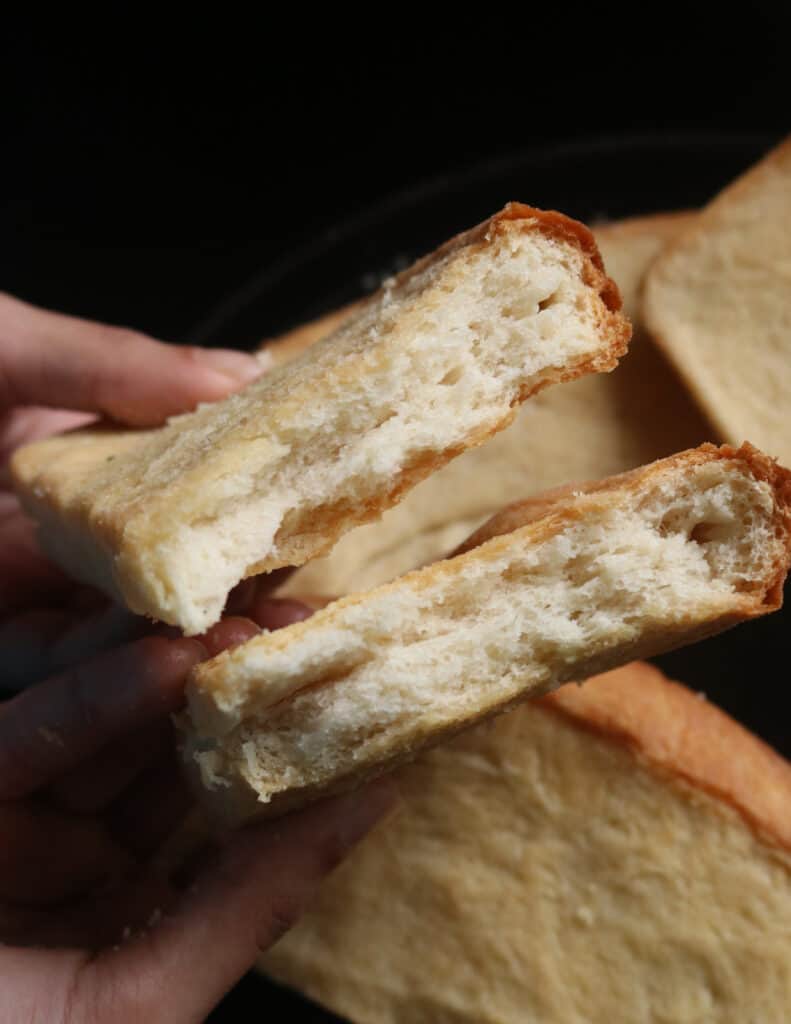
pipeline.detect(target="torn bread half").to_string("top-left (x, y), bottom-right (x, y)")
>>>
top-left (11, 203), bottom-right (628, 635)
top-left (272, 210), bottom-right (712, 599)
top-left (181, 442), bottom-right (791, 823)
top-left (644, 136), bottom-right (791, 464)
top-left (261, 662), bottom-right (791, 1023)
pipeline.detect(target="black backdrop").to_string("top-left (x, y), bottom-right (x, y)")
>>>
top-left (2, 8), bottom-right (789, 339)
top-left (3, 9), bottom-right (791, 1021)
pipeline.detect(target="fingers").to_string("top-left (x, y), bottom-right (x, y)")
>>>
top-left (196, 616), bottom-right (261, 657)
top-left (89, 782), bottom-right (398, 1022)
top-left (0, 407), bottom-right (96, 478)
top-left (0, 947), bottom-right (88, 1022)
top-left (106, 756), bottom-right (192, 860)
top-left (40, 618), bottom-right (258, 819)
top-left (0, 636), bottom-right (205, 800)
top-left (0, 603), bottom-right (149, 692)
top-left (0, 292), bottom-right (264, 425)
top-left (245, 596), bottom-right (315, 631)
top-left (224, 567), bottom-right (298, 616)
top-left (0, 801), bottom-right (134, 906)
top-left (0, 503), bottom-right (75, 617)
top-left (50, 721), bottom-right (174, 814)
top-left (92, 619), bottom-right (262, 849)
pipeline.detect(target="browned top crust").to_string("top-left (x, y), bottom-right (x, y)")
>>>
top-left (403, 202), bottom-right (624, 316)
top-left (542, 662), bottom-right (791, 855)
top-left (11, 201), bottom-right (630, 635)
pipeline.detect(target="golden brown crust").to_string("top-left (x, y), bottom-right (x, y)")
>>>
top-left (541, 662), bottom-right (791, 855)
top-left (264, 209), bottom-right (711, 606)
top-left (457, 442), bottom-right (791, 610)
top-left (396, 202), bottom-right (624, 316)
top-left (206, 206), bottom-right (633, 583)
top-left (188, 605), bottom-right (764, 828)
top-left (258, 661), bottom-right (791, 1021)
top-left (192, 442), bottom-right (791, 691)
top-left (643, 138), bottom-right (791, 447)
top-left (11, 203), bottom-right (631, 633)
top-left (185, 442), bottom-right (791, 825)
top-left (259, 209), bottom-right (693, 377)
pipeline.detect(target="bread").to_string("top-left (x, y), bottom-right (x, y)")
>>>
top-left (11, 204), bottom-right (628, 635)
top-left (180, 442), bottom-right (791, 824)
top-left (261, 662), bottom-right (791, 1023)
top-left (274, 211), bottom-right (712, 598)
top-left (261, 301), bottom-right (362, 368)
top-left (643, 137), bottom-right (791, 464)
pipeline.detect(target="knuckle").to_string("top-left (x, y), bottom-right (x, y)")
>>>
top-left (177, 345), bottom-right (208, 370)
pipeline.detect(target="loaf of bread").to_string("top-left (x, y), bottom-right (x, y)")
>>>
top-left (643, 137), bottom-right (791, 464)
top-left (273, 211), bottom-right (712, 598)
top-left (181, 442), bottom-right (791, 824)
top-left (11, 204), bottom-right (628, 634)
top-left (261, 662), bottom-right (791, 1023)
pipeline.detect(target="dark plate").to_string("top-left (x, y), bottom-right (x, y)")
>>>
top-left (208, 132), bottom-right (788, 1022)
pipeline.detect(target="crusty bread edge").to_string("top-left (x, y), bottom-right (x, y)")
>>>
top-left (242, 203), bottom-right (632, 577)
top-left (9, 204), bottom-right (630, 630)
top-left (457, 442), bottom-right (791, 610)
top-left (183, 443), bottom-right (791, 826)
top-left (642, 137), bottom-right (791, 444)
top-left (540, 661), bottom-right (791, 856)
top-left (190, 443), bottom-right (791, 709)
top-left (182, 602), bottom-right (770, 829)
top-left (256, 209), bottom-right (693, 371)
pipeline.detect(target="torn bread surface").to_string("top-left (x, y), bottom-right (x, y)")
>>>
top-left (272, 210), bottom-right (710, 600)
top-left (12, 203), bottom-right (628, 634)
top-left (182, 443), bottom-right (791, 823)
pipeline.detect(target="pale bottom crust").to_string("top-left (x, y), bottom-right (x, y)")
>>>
top-left (260, 664), bottom-right (791, 1024)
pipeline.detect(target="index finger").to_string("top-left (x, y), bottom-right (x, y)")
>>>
top-left (0, 636), bottom-right (205, 800)
top-left (0, 293), bottom-right (265, 426)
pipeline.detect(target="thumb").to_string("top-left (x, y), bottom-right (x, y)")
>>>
top-left (90, 782), bottom-right (398, 1021)
top-left (0, 293), bottom-right (265, 426)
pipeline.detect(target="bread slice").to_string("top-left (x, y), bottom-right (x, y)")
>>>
top-left (261, 301), bottom-right (362, 368)
top-left (643, 137), bottom-right (791, 464)
top-left (273, 211), bottom-right (713, 598)
top-left (181, 443), bottom-right (791, 824)
top-left (11, 204), bottom-right (628, 635)
top-left (261, 662), bottom-right (791, 1023)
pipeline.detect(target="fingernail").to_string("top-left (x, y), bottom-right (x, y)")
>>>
top-left (252, 598), bottom-right (314, 631)
top-left (198, 617), bottom-right (261, 658)
top-left (176, 638), bottom-right (210, 662)
top-left (198, 348), bottom-right (265, 385)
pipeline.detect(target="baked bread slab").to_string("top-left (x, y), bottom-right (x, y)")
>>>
top-left (643, 137), bottom-right (791, 464)
top-left (275, 211), bottom-right (713, 598)
top-left (11, 204), bottom-right (628, 634)
top-left (261, 662), bottom-right (791, 1023)
top-left (182, 443), bottom-right (791, 823)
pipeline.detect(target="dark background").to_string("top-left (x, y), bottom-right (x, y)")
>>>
top-left (2, 8), bottom-right (789, 342)
top-left (3, 10), bottom-right (791, 1021)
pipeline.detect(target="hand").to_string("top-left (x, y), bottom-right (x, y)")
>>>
top-left (0, 616), bottom-right (395, 1022)
top-left (0, 291), bottom-right (268, 688)
top-left (0, 293), bottom-right (397, 1020)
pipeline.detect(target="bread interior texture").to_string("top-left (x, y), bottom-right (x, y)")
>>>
top-left (194, 460), bottom-right (780, 801)
top-left (150, 229), bottom-right (609, 632)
